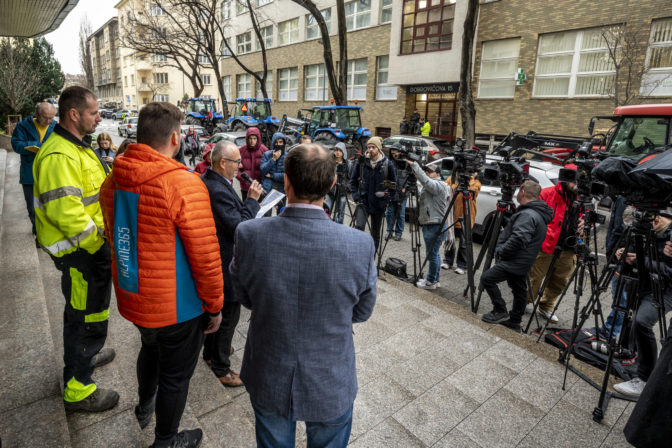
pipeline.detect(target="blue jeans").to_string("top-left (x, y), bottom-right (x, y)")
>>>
top-left (603, 275), bottom-right (627, 339)
top-left (422, 224), bottom-right (447, 283)
top-left (385, 198), bottom-right (407, 237)
top-left (252, 401), bottom-right (353, 448)
top-left (325, 194), bottom-right (347, 224)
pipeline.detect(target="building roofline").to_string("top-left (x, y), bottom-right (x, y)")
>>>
top-left (89, 16), bottom-right (119, 40)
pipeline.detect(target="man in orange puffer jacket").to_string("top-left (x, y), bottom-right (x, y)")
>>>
top-left (100, 102), bottom-right (223, 448)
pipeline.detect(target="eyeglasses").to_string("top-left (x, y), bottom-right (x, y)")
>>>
top-left (222, 158), bottom-right (242, 164)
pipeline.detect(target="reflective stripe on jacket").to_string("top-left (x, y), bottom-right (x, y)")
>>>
top-left (33, 126), bottom-right (106, 257)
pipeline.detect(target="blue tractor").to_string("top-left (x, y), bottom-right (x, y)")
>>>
top-left (184, 97), bottom-right (224, 134)
top-left (227, 98), bottom-right (280, 134)
top-left (304, 106), bottom-right (371, 155)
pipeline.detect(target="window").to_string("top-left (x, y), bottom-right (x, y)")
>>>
top-left (278, 67), bottom-right (298, 101)
top-left (278, 18), bottom-right (299, 45)
top-left (305, 64), bottom-right (328, 101)
top-left (347, 58), bottom-right (367, 100)
top-left (221, 40), bottom-right (231, 57)
top-left (533, 27), bottom-right (616, 97)
top-left (153, 73), bottom-right (168, 84)
top-left (152, 54), bottom-right (167, 62)
top-left (151, 28), bottom-right (167, 39)
top-left (223, 75), bottom-right (232, 100)
top-left (642, 18), bottom-right (672, 96)
top-left (124, 76), bottom-right (127, 87)
top-left (115, 47), bottom-right (120, 58)
top-left (198, 53), bottom-right (211, 65)
top-left (376, 56), bottom-right (396, 100)
top-left (237, 32), bottom-right (252, 54)
top-left (257, 0), bottom-right (273, 5)
top-left (401, 0), bottom-right (454, 54)
top-left (237, 73), bottom-right (252, 97)
top-left (150, 3), bottom-right (166, 16)
top-left (131, 74), bottom-right (135, 85)
top-left (255, 71), bottom-right (273, 98)
top-left (345, 0), bottom-right (371, 31)
top-left (256, 26), bottom-right (273, 51)
top-left (202, 74), bottom-right (212, 85)
top-left (380, 0), bottom-right (393, 24)
top-left (221, 0), bottom-right (232, 19)
top-left (236, 0), bottom-right (248, 15)
top-left (306, 9), bottom-right (331, 40)
top-left (478, 38), bottom-right (521, 98)
top-left (155, 94), bottom-right (170, 102)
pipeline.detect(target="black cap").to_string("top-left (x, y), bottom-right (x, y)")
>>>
top-left (423, 164), bottom-right (440, 174)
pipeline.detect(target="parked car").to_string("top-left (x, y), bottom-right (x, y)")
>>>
top-left (113, 109), bottom-right (138, 121)
top-left (180, 124), bottom-right (209, 141)
top-left (382, 135), bottom-right (451, 162)
top-left (99, 109), bottom-right (115, 119)
top-left (200, 131), bottom-right (247, 153)
top-left (421, 155), bottom-right (561, 242)
top-left (118, 117), bottom-right (138, 138)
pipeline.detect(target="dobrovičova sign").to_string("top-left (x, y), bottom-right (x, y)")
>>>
top-left (406, 83), bottom-right (460, 94)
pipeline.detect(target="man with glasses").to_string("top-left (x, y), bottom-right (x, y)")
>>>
top-left (201, 140), bottom-right (263, 387)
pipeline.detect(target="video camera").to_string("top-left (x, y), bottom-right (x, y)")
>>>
top-left (557, 141), bottom-right (607, 197)
top-left (482, 146), bottom-right (529, 190)
top-left (441, 138), bottom-right (484, 178)
top-left (394, 140), bottom-right (425, 163)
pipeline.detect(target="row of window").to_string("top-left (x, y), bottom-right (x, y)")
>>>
top-left (479, 18), bottom-right (672, 99)
top-left (221, 56), bottom-right (396, 102)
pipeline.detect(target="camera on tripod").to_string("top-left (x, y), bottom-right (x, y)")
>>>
top-left (441, 139), bottom-right (484, 180)
top-left (557, 142), bottom-right (607, 197)
top-left (396, 140), bottom-right (425, 163)
top-left (482, 146), bottom-right (529, 188)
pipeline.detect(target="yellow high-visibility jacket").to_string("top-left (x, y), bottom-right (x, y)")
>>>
top-left (421, 121), bottom-right (431, 137)
top-left (33, 125), bottom-right (107, 257)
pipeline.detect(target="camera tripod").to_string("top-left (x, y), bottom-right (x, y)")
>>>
top-left (328, 173), bottom-right (355, 224)
top-left (558, 209), bottom-right (668, 422)
top-left (523, 192), bottom-right (601, 336)
top-left (377, 169), bottom-right (424, 282)
top-left (470, 185), bottom-right (517, 314)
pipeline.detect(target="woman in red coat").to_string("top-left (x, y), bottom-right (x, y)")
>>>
top-left (236, 127), bottom-right (268, 199)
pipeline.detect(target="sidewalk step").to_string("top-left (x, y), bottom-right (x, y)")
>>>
top-left (0, 152), bottom-right (71, 447)
top-left (0, 149), bottom-right (7, 234)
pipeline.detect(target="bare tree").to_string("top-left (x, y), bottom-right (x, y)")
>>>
top-left (292, 0), bottom-right (347, 105)
top-left (79, 15), bottom-right (95, 90)
top-left (601, 24), bottom-right (671, 107)
top-left (0, 38), bottom-right (39, 114)
top-left (458, 0), bottom-right (479, 146)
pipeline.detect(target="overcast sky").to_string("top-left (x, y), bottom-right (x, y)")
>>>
top-left (45, 0), bottom-right (119, 75)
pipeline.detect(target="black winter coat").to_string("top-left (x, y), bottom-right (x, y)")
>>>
top-left (495, 200), bottom-right (553, 273)
top-left (350, 157), bottom-right (397, 215)
top-left (201, 168), bottom-right (260, 303)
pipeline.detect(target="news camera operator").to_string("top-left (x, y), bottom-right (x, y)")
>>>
top-left (403, 160), bottom-right (451, 290)
top-left (325, 142), bottom-right (351, 224)
top-left (386, 144), bottom-right (409, 240)
top-left (481, 181), bottom-right (552, 331)
top-left (611, 213), bottom-right (672, 398)
top-left (350, 136), bottom-right (396, 250)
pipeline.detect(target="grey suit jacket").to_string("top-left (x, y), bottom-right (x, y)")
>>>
top-left (230, 206), bottom-right (377, 422)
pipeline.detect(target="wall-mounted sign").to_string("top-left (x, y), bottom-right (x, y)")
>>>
top-left (406, 82), bottom-right (460, 94)
top-left (515, 68), bottom-right (526, 86)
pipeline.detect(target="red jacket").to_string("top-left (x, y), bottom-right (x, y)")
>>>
top-left (236, 127), bottom-right (268, 191)
top-left (540, 183), bottom-right (577, 254)
top-left (99, 144), bottom-right (223, 328)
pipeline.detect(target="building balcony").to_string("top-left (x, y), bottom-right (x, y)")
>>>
top-left (136, 60), bottom-right (152, 72)
top-left (137, 83), bottom-right (153, 93)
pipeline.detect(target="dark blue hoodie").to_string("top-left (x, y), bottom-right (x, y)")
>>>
top-left (260, 132), bottom-right (287, 194)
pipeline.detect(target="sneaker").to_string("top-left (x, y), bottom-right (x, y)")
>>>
top-left (499, 319), bottom-right (522, 332)
top-left (454, 267), bottom-right (465, 275)
top-left (64, 388), bottom-right (119, 413)
top-left (92, 348), bottom-right (116, 368)
top-left (482, 309), bottom-right (509, 324)
top-left (525, 303), bottom-right (534, 314)
top-left (613, 377), bottom-right (646, 398)
top-left (441, 263), bottom-right (450, 270)
top-left (416, 278), bottom-right (439, 290)
top-left (151, 428), bottom-right (204, 448)
top-left (135, 393), bottom-right (156, 429)
top-left (394, 235), bottom-right (402, 241)
top-left (537, 309), bottom-right (559, 324)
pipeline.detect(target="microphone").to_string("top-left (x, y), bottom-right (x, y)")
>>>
top-left (240, 172), bottom-right (254, 184)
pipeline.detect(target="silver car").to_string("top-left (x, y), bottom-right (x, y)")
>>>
top-left (200, 131), bottom-right (247, 153)
top-left (118, 117), bottom-right (138, 138)
top-left (382, 135), bottom-right (451, 162)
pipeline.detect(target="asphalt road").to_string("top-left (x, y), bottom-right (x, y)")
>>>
top-left (97, 118), bottom-right (127, 146)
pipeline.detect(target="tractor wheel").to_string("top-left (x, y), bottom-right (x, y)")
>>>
top-left (185, 116), bottom-right (199, 126)
top-left (314, 131), bottom-right (338, 146)
top-left (233, 122), bottom-right (247, 132)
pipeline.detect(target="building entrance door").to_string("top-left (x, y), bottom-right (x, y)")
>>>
top-left (414, 93), bottom-right (457, 141)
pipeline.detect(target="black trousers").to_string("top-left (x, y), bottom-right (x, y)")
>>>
top-left (634, 293), bottom-right (672, 381)
top-left (22, 183), bottom-right (35, 235)
top-left (370, 212), bottom-right (385, 251)
top-left (445, 227), bottom-right (467, 269)
top-left (203, 300), bottom-right (241, 377)
top-left (52, 243), bottom-right (112, 389)
top-left (480, 263), bottom-right (528, 324)
top-left (136, 315), bottom-right (206, 444)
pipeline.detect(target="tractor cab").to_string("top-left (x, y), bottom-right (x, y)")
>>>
top-left (187, 98), bottom-right (216, 116)
top-left (233, 98), bottom-right (272, 121)
top-left (184, 97), bottom-right (224, 134)
top-left (307, 106), bottom-right (371, 151)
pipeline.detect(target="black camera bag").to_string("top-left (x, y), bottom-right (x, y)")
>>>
top-left (384, 257), bottom-right (407, 278)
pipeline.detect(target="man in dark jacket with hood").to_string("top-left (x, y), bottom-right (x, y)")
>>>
top-left (481, 180), bottom-right (553, 331)
top-left (237, 127), bottom-right (268, 200)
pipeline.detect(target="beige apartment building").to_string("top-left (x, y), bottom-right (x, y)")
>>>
top-left (88, 17), bottom-right (123, 107)
top-left (114, 0), bottom-right (220, 109)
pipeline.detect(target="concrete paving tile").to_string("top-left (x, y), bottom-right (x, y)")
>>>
top-left (295, 420), bottom-right (307, 448)
top-left (374, 288), bottom-right (414, 309)
top-left (356, 340), bottom-right (410, 377)
top-left (481, 340), bottom-right (537, 373)
top-left (393, 378), bottom-right (480, 446)
top-left (420, 312), bottom-right (479, 338)
top-left (0, 395), bottom-right (70, 448)
top-left (370, 302), bottom-right (431, 332)
top-left (0, 345), bottom-right (61, 413)
top-left (503, 357), bottom-right (578, 412)
top-left (198, 398), bottom-right (257, 447)
top-left (433, 428), bottom-right (482, 448)
top-left (379, 324), bottom-right (447, 360)
top-left (352, 319), bottom-right (396, 354)
top-left (444, 355), bottom-right (519, 404)
top-left (456, 389), bottom-right (545, 448)
top-left (187, 358), bottom-right (237, 417)
top-left (600, 402), bottom-right (634, 448)
top-left (522, 400), bottom-right (610, 448)
top-left (348, 417), bottom-right (424, 447)
top-left (562, 376), bottom-right (629, 427)
top-left (71, 409), bottom-right (145, 448)
top-left (351, 374), bottom-right (416, 439)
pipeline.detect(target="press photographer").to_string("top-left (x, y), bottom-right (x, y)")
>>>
top-left (385, 144), bottom-right (411, 240)
top-left (405, 160), bottom-right (451, 290)
top-left (481, 181), bottom-right (552, 330)
top-left (325, 142), bottom-right (352, 224)
top-left (350, 137), bottom-right (397, 250)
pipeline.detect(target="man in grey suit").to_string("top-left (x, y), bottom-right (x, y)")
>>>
top-left (230, 144), bottom-right (377, 448)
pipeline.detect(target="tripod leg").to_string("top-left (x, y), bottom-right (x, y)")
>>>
top-left (471, 209), bottom-right (507, 314)
top-left (524, 248), bottom-right (563, 334)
